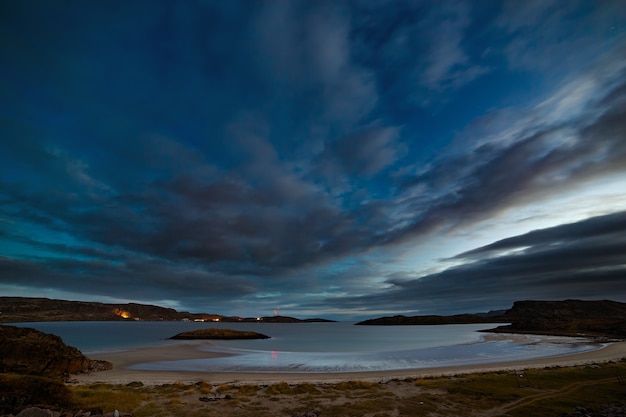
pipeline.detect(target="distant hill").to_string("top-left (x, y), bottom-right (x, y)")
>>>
top-left (0, 297), bottom-right (334, 323)
top-left (356, 300), bottom-right (626, 339)
top-left (355, 313), bottom-right (505, 326)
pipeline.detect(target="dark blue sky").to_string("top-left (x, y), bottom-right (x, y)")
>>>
top-left (1, 0), bottom-right (626, 319)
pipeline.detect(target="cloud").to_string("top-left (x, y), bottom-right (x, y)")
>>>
top-left (319, 125), bottom-right (405, 178)
top-left (391, 53), bottom-right (626, 240)
top-left (497, 0), bottom-right (626, 75)
top-left (331, 211), bottom-right (626, 315)
top-left (1, 1), bottom-right (625, 318)
top-left (350, 1), bottom-right (488, 106)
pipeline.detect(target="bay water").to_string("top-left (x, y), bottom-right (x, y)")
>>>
top-left (11, 321), bottom-right (599, 373)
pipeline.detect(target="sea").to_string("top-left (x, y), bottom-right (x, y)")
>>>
top-left (10, 321), bottom-right (601, 373)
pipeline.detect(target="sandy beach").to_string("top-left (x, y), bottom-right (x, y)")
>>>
top-left (73, 338), bottom-right (626, 386)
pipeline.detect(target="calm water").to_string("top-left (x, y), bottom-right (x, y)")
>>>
top-left (11, 321), bottom-right (599, 373)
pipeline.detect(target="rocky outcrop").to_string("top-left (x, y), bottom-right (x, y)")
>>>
top-left (489, 300), bottom-right (626, 338)
top-left (169, 328), bottom-right (270, 340)
top-left (0, 325), bottom-right (111, 379)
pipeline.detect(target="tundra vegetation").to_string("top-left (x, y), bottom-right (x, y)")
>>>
top-left (66, 360), bottom-right (626, 417)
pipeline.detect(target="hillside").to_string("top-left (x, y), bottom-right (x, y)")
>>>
top-left (0, 297), bottom-right (188, 322)
top-left (0, 297), bottom-right (334, 323)
top-left (355, 313), bottom-right (505, 326)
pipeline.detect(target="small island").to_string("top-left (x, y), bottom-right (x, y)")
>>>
top-left (169, 327), bottom-right (270, 340)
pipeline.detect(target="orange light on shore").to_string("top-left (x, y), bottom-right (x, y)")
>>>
top-left (113, 308), bottom-right (132, 319)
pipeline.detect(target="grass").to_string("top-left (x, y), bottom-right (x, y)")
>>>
top-left (67, 360), bottom-right (626, 417)
top-left (71, 383), bottom-right (148, 412)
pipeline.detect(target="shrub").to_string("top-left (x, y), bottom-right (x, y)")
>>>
top-left (0, 374), bottom-right (73, 414)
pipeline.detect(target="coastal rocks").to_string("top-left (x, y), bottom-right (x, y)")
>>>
top-left (0, 326), bottom-right (111, 379)
top-left (87, 360), bottom-right (112, 373)
top-left (0, 327), bottom-right (113, 415)
top-left (15, 407), bottom-right (60, 417)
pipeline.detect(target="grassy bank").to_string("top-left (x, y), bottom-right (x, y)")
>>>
top-left (69, 360), bottom-right (626, 417)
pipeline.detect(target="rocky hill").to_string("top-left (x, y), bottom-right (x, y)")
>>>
top-left (488, 299), bottom-right (626, 338)
top-left (0, 297), bottom-right (186, 322)
top-left (356, 299), bottom-right (626, 339)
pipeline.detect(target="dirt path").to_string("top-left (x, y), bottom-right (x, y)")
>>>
top-left (478, 376), bottom-right (617, 416)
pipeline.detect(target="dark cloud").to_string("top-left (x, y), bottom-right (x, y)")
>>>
top-left (332, 211), bottom-right (626, 315)
top-left (455, 211), bottom-right (626, 260)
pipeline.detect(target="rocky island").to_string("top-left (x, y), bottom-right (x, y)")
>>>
top-left (169, 327), bottom-right (270, 340)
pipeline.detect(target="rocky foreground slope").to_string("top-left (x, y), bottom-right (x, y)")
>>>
top-left (0, 325), bottom-right (112, 415)
top-left (0, 325), bottom-right (111, 379)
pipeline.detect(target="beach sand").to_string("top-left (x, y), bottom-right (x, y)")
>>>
top-left (72, 337), bottom-right (626, 386)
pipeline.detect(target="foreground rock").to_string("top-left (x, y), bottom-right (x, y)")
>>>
top-left (0, 325), bottom-right (112, 379)
top-left (1, 325), bottom-right (113, 416)
top-left (169, 327), bottom-right (270, 340)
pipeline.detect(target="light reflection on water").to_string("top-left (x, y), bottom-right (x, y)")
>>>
top-left (133, 337), bottom-right (598, 373)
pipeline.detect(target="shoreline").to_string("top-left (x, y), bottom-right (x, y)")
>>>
top-left (72, 337), bottom-right (626, 386)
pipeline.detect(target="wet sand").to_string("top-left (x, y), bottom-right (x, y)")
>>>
top-left (72, 337), bottom-right (626, 386)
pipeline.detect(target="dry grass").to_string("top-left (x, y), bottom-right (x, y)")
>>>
top-left (69, 359), bottom-right (626, 417)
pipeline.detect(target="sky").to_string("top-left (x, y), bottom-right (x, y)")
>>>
top-left (1, 1), bottom-right (626, 320)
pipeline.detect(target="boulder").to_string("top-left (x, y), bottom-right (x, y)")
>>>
top-left (15, 407), bottom-right (60, 417)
